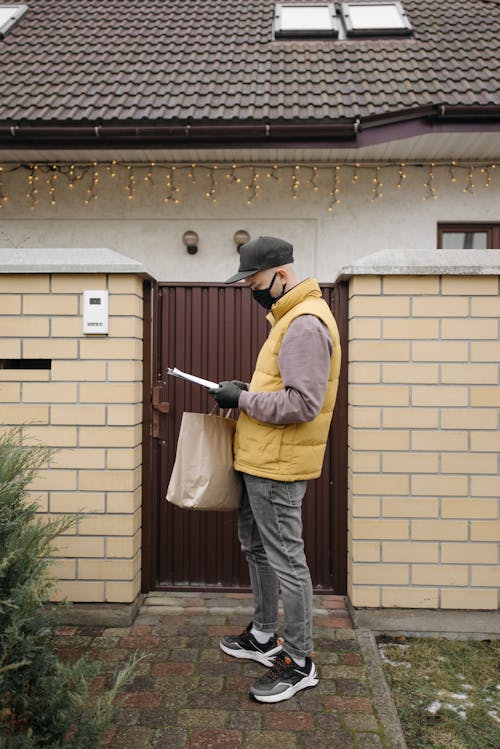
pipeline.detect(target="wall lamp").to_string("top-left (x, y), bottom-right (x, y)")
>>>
top-left (182, 230), bottom-right (199, 255)
top-left (233, 229), bottom-right (250, 252)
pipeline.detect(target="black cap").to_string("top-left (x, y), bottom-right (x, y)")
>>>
top-left (225, 236), bottom-right (294, 283)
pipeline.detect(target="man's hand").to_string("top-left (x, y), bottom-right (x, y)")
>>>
top-left (208, 380), bottom-right (244, 409)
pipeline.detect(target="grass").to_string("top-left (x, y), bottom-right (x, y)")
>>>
top-left (377, 635), bottom-right (500, 749)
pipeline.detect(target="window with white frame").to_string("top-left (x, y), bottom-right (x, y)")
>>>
top-left (0, 4), bottom-right (28, 39)
top-left (275, 3), bottom-right (338, 38)
top-left (341, 2), bottom-right (412, 36)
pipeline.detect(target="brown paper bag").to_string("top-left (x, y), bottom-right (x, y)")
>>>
top-left (166, 411), bottom-right (242, 511)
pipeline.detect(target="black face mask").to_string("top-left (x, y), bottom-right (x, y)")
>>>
top-left (252, 272), bottom-right (286, 310)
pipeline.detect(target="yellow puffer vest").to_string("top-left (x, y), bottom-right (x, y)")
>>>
top-left (234, 278), bottom-right (341, 481)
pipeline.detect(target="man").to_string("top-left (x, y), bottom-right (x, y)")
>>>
top-left (208, 236), bottom-right (341, 703)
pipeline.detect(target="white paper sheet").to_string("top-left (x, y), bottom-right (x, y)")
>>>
top-left (167, 366), bottom-right (218, 389)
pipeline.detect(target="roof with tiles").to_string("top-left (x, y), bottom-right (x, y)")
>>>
top-left (0, 0), bottom-right (499, 125)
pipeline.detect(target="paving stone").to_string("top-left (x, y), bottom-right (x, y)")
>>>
top-left (341, 652), bottom-right (363, 665)
top-left (188, 729), bottom-right (243, 748)
top-left (177, 708), bottom-right (228, 729)
top-left (198, 675), bottom-right (225, 693)
top-left (264, 711), bottom-right (314, 731)
top-left (121, 691), bottom-right (163, 708)
top-left (227, 711), bottom-right (263, 730)
top-left (150, 726), bottom-right (188, 748)
top-left (335, 678), bottom-right (370, 696)
top-left (124, 675), bottom-right (153, 692)
top-left (323, 695), bottom-right (374, 713)
top-left (356, 733), bottom-right (384, 749)
top-left (152, 661), bottom-right (194, 676)
top-left (244, 730), bottom-right (298, 749)
top-left (109, 725), bottom-right (154, 748)
top-left (188, 691), bottom-right (240, 710)
top-left (136, 707), bottom-right (178, 727)
top-left (313, 712), bottom-right (344, 731)
top-left (342, 713), bottom-right (379, 732)
top-left (298, 729), bottom-right (354, 748)
top-left (119, 635), bottom-right (162, 650)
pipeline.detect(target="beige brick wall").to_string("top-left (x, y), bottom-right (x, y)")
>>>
top-left (348, 274), bottom-right (500, 610)
top-left (0, 273), bottom-right (144, 604)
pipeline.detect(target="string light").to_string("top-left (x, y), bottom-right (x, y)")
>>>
top-left (27, 164), bottom-right (39, 209)
top-left (449, 161), bottom-right (457, 183)
top-left (308, 166), bottom-right (319, 192)
top-left (126, 165), bottom-right (136, 200)
top-left (423, 162), bottom-right (437, 200)
top-left (371, 166), bottom-right (383, 201)
top-left (328, 166), bottom-right (341, 213)
top-left (463, 166), bottom-right (475, 194)
top-left (226, 163), bottom-right (240, 184)
top-left (205, 166), bottom-right (217, 202)
top-left (396, 162), bottom-right (407, 189)
top-left (145, 161), bottom-right (156, 183)
top-left (352, 162), bottom-right (360, 185)
top-left (245, 167), bottom-right (260, 204)
top-left (0, 166), bottom-right (7, 207)
top-left (291, 165), bottom-right (300, 200)
top-left (85, 162), bottom-right (99, 204)
top-left (266, 164), bottom-right (280, 181)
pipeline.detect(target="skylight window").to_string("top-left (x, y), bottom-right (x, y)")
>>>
top-left (341, 2), bottom-right (412, 36)
top-left (0, 4), bottom-right (28, 39)
top-left (275, 3), bottom-right (338, 38)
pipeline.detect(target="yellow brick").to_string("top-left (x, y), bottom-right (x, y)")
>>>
top-left (383, 408), bottom-right (439, 429)
top-left (0, 382), bottom-right (20, 401)
top-left (105, 575), bottom-right (141, 603)
top-left (441, 543), bottom-right (498, 564)
top-left (470, 566), bottom-right (500, 587)
top-left (382, 542), bottom-right (439, 562)
top-left (442, 276), bottom-right (498, 296)
top-left (412, 475), bottom-right (468, 497)
top-left (0, 294), bottom-right (21, 314)
top-left (109, 317), bottom-right (143, 338)
top-left (50, 492), bottom-right (105, 513)
top-left (381, 587), bottom-right (439, 608)
top-left (353, 564), bottom-right (409, 585)
top-left (3, 317), bottom-right (49, 337)
top-left (412, 341), bottom-right (468, 362)
top-left (108, 275), bottom-right (144, 294)
top-left (80, 338), bottom-right (142, 360)
top-left (50, 318), bottom-right (83, 337)
top-left (23, 339), bottom-right (78, 359)
top-left (442, 318), bottom-right (498, 340)
top-left (471, 341), bottom-right (500, 362)
top-left (412, 520), bottom-right (468, 541)
top-left (51, 581), bottom-right (105, 603)
top-left (412, 430), bottom-right (468, 451)
top-left (350, 385), bottom-right (409, 407)
top-left (383, 276), bottom-right (440, 295)
top-left (78, 512), bottom-right (140, 536)
top-left (79, 468), bottom-right (141, 492)
top-left (106, 532), bottom-right (141, 558)
top-left (108, 295), bottom-right (143, 318)
top-left (442, 364), bottom-right (498, 384)
top-left (445, 497), bottom-right (498, 521)
top-left (412, 564), bottom-right (468, 586)
top-left (350, 297), bottom-right (410, 317)
top-left (0, 340), bottom-right (21, 358)
top-left (349, 407), bottom-right (381, 428)
top-left (51, 405), bottom-right (106, 425)
top-left (470, 431), bottom-right (500, 451)
top-left (351, 496), bottom-right (381, 515)
top-left (29, 469), bottom-right (77, 491)
top-left (1, 404), bottom-right (49, 424)
top-left (471, 387), bottom-right (500, 407)
top-left (79, 425), bottom-right (141, 447)
top-left (412, 297), bottom-right (469, 317)
top-left (52, 536), bottom-right (105, 557)
top-left (350, 429), bottom-right (409, 451)
top-left (26, 491), bottom-right (48, 512)
top-left (0, 369), bottom-right (50, 381)
top-left (52, 449), bottom-right (106, 470)
top-left (382, 498), bottom-right (439, 518)
top-left (412, 386), bottom-right (468, 407)
top-left (78, 559), bottom-right (135, 581)
top-left (471, 521), bottom-right (500, 541)
top-left (23, 294), bottom-right (78, 315)
top-left (384, 319), bottom-right (439, 339)
top-left (51, 360), bottom-right (107, 381)
top-left (350, 587), bottom-right (381, 607)
top-left (471, 476), bottom-right (500, 497)
top-left (352, 541), bottom-right (380, 562)
top-left (0, 275), bottom-right (49, 293)
top-left (350, 341), bottom-right (410, 362)
top-left (23, 383), bottom-right (77, 402)
top-left (352, 519), bottom-right (409, 540)
top-left (22, 426), bottom-right (78, 447)
top-left (107, 404), bottom-right (143, 426)
top-left (80, 382), bottom-right (142, 403)
top-left (441, 588), bottom-right (498, 610)
top-left (48, 559), bottom-right (77, 580)
top-left (442, 454), bottom-right (497, 474)
top-left (50, 275), bottom-right (107, 293)
top-left (349, 363), bottom-right (381, 383)
top-left (442, 410), bottom-right (498, 430)
top-left (471, 297), bottom-right (500, 316)
top-left (107, 360), bottom-right (142, 382)
top-left (107, 447), bottom-right (142, 470)
top-left (383, 452), bottom-right (438, 473)
top-left (351, 474), bottom-right (409, 495)
top-left (349, 276), bottom-right (382, 296)
top-left (106, 489), bottom-right (141, 514)
top-left (382, 364), bottom-right (439, 384)
top-left (349, 318), bottom-right (382, 340)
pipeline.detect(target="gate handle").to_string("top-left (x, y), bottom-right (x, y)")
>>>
top-left (152, 386), bottom-right (170, 413)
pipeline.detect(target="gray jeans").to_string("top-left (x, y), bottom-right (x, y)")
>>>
top-left (238, 472), bottom-right (312, 659)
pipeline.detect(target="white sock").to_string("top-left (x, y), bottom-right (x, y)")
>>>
top-left (292, 655), bottom-right (306, 667)
top-left (251, 626), bottom-right (273, 644)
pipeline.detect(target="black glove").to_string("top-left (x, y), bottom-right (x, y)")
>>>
top-left (231, 380), bottom-right (248, 391)
top-left (208, 380), bottom-right (243, 409)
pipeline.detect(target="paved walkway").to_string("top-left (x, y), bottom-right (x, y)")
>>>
top-left (57, 593), bottom-right (389, 748)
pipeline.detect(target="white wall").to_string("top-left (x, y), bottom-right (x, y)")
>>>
top-left (0, 162), bottom-right (498, 281)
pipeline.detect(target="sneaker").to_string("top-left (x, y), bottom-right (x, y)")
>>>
top-left (219, 622), bottom-right (283, 667)
top-left (249, 651), bottom-right (319, 703)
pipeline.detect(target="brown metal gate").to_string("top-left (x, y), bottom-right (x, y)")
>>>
top-left (141, 281), bottom-right (348, 593)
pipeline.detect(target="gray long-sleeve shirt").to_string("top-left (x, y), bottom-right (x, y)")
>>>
top-left (238, 314), bottom-right (333, 426)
